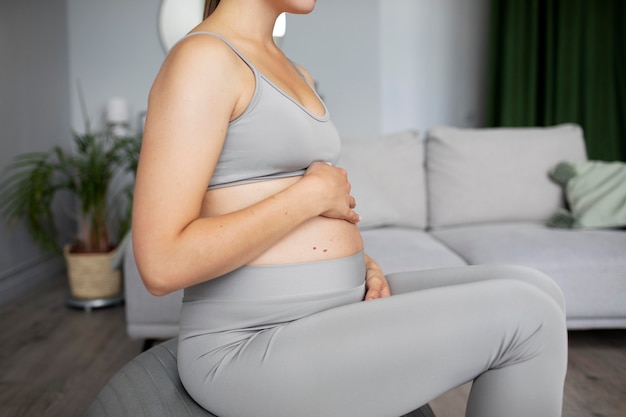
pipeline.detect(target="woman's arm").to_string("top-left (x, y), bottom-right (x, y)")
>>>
top-left (132, 37), bottom-right (359, 296)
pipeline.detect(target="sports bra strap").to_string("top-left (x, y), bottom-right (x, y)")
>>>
top-left (182, 31), bottom-right (255, 70)
top-left (181, 31), bottom-right (309, 84)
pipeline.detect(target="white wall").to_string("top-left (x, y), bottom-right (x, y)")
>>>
top-left (66, 0), bottom-right (490, 137)
top-left (281, 0), bottom-right (381, 137)
top-left (67, 0), bottom-right (164, 133)
top-left (283, 0), bottom-right (490, 136)
top-left (0, 0), bottom-right (70, 304)
top-left (381, 0), bottom-right (491, 133)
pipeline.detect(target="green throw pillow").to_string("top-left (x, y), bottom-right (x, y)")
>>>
top-left (548, 160), bottom-right (626, 229)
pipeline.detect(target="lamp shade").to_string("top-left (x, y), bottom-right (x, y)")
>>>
top-left (106, 98), bottom-right (130, 124)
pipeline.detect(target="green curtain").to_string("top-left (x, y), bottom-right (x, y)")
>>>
top-left (486, 0), bottom-right (626, 161)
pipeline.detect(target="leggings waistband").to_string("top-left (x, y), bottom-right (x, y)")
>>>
top-left (184, 251), bottom-right (365, 301)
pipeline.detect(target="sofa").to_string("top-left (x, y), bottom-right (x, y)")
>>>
top-left (124, 123), bottom-right (626, 340)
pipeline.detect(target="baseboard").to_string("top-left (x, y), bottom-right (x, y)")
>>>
top-left (567, 317), bottom-right (626, 330)
top-left (0, 255), bottom-right (66, 306)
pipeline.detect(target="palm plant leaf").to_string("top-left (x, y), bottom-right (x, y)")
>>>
top-left (0, 152), bottom-right (63, 253)
top-left (0, 131), bottom-right (142, 254)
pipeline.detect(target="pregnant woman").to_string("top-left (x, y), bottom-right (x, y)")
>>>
top-left (132, 1), bottom-right (568, 416)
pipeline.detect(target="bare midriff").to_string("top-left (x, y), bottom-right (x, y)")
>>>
top-left (201, 176), bottom-right (364, 265)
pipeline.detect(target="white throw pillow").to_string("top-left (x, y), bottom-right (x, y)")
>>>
top-left (426, 124), bottom-right (588, 228)
top-left (337, 130), bottom-right (427, 230)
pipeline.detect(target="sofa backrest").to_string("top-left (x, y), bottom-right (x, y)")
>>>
top-left (426, 124), bottom-right (588, 229)
top-left (338, 130), bottom-right (428, 230)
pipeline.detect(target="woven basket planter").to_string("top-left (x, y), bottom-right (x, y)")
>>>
top-left (64, 245), bottom-right (122, 300)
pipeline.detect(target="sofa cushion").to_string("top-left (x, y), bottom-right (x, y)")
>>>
top-left (361, 227), bottom-right (467, 274)
top-left (426, 124), bottom-right (588, 228)
top-left (338, 131), bottom-right (427, 230)
top-left (431, 222), bottom-right (626, 326)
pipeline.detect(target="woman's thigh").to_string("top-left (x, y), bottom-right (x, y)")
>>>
top-left (387, 264), bottom-right (565, 313)
top-left (203, 267), bottom-right (566, 417)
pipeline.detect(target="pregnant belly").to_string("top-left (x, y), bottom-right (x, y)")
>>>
top-left (247, 215), bottom-right (364, 265)
top-left (202, 176), bottom-right (364, 266)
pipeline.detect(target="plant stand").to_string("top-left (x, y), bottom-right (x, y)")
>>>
top-left (66, 293), bottom-right (124, 312)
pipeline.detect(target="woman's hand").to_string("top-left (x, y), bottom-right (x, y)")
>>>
top-left (302, 162), bottom-right (360, 224)
top-left (364, 254), bottom-right (391, 301)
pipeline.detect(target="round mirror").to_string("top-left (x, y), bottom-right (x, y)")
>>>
top-left (158, 0), bottom-right (287, 53)
top-left (158, 0), bottom-right (204, 53)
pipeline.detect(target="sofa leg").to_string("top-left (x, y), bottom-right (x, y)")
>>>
top-left (142, 338), bottom-right (158, 352)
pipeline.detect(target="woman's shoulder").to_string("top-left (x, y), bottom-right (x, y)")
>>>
top-left (151, 32), bottom-right (247, 100)
top-left (148, 32), bottom-right (248, 119)
top-left (166, 32), bottom-right (240, 70)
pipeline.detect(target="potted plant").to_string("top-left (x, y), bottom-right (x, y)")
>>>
top-left (0, 130), bottom-right (140, 301)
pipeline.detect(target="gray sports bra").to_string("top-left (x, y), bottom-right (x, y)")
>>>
top-left (183, 32), bottom-right (341, 190)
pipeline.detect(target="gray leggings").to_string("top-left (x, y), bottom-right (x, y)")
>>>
top-left (178, 252), bottom-right (567, 417)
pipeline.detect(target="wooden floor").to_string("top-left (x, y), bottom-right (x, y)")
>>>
top-left (0, 274), bottom-right (624, 417)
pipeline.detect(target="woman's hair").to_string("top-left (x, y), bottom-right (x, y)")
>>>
top-left (204, 0), bottom-right (220, 19)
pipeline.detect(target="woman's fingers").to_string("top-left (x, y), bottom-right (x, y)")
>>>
top-left (303, 162), bottom-right (360, 223)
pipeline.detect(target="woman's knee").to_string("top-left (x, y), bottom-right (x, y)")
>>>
top-left (485, 278), bottom-right (567, 355)
top-left (484, 265), bottom-right (565, 313)
top-left (498, 278), bottom-right (568, 365)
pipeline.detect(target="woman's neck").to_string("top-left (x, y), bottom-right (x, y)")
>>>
top-left (203, 0), bottom-right (280, 46)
